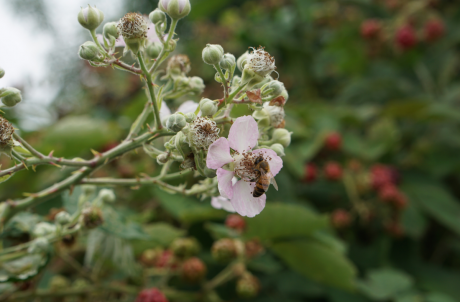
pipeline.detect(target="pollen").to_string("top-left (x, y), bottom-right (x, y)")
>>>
top-left (0, 116), bottom-right (14, 148)
top-left (233, 151), bottom-right (271, 182)
top-left (117, 13), bottom-right (149, 40)
top-left (189, 117), bottom-right (220, 149)
top-left (247, 46), bottom-right (276, 77)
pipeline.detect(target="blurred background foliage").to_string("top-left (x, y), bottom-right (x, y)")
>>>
top-left (2, 0), bottom-right (460, 301)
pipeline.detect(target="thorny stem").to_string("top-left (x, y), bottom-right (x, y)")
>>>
top-left (225, 82), bottom-right (247, 104)
top-left (138, 52), bottom-right (163, 130)
top-left (148, 19), bottom-right (178, 74)
top-left (109, 57), bottom-right (142, 74)
top-left (214, 64), bottom-right (228, 98)
top-left (13, 133), bottom-right (44, 158)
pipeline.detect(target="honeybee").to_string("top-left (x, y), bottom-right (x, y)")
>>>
top-left (252, 156), bottom-right (278, 197)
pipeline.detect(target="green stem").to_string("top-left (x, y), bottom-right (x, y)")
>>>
top-left (13, 133), bottom-right (44, 159)
top-left (148, 19), bottom-right (178, 74)
top-left (89, 29), bottom-right (107, 55)
top-left (225, 82), bottom-right (247, 103)
top-left (214, 64), bottom-right (228, 98)
top-left (138, 53), bottom-right (162, 130)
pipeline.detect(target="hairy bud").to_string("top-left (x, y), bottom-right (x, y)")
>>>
top-left (268, 143), bottom-right (285, 157)
top-left (159, 0), bottom-right (191, 20)
top-left (146, 42), bottom-right (162, 59)
top-left (189, 76), bottom-right (205, 95)
top-left (202, 44), bottom-right (224, 65)
top-left (237, 51), bottom-right (249, 72)
top-left (166, 113), bottom-right (187, 132)
top-left (149, 9), bottom-right (166, 25)
top-left (271, 128), bottom-right (291, 147)
top-left (0, 87), bottom-right (22, 107)
top-left (78, 5), bottom-right (104, 31)
top-left (103, 22), bottom-right (119, 43)
top-left (262, 80), bottom-right (284, 97)
top-left (55, 211), bottom-right (71, 225)
top-left (199, 98), bottom-right (218, 116)
top-left (219, 53), bottom-right (236, 70)
top-left (78, 41), bottom-right (103, 61)
top-left (156, 153), bottom-right (169, 165)
top-left (98, 188), bottom-right (116, 203)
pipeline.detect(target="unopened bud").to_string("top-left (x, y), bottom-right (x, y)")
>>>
top-left (262, 80), bottom-right (284, 97)
top-left (0, 67), bottom-right (5, 78)
top-left (219, 53), bottom-right (236, 70)
top-left (55, 211), bottom-right (71, 225)
top-left (199, 98), bottom-right (218, 116)
top-left (81, 185), bottom-right (96, 196)
top-left (98, 188), bottom-right (116, 203)
top-left (78, 5), bottom-right (104, 31)
top-left (146, 42), bottom-right (162, 59)
top-left (189, 76), bottom-right (205, 95)
top-left (27, 237), bottom-right (49, 254)
top-left (268, 143), bottom-right (285, 157)
top-left (103, 22), bottom-right (119, 41)
top-left (159, 0), bottom-right (191, 20)
top-left (32, 222), bottom-right (56, 238)
top-left (236, 273), bottom-right (260, 298)
top-left (156, 153), bottom-right (169, 165)
top-left (170, 237), bottom-right (200, 258)
top-left (237, 51), bottom-right (249, 72)
top-left (166, 39), bottom-right (177, 52)
top-left (271, 128), bottom-right (291, 147)
top-left (202, 44), bottom-right (224, 65)
top-left (0, 87), bottom-right (22, 107)
top-left (81, 207), bottom-right (104, 229)
top-left (180, 257), bottom-right (207, 283)
top-left (149, 9), bottom-right (166, 25)
top-left (212, 238), bottom-right (238, 263)
top-left (78, 41), bottom-right (102, 61)
top-left (184, 112), bottom-right (196, 123)
top-left (166, 113), bottom-right (187, 132)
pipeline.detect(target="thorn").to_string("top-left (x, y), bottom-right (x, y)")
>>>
top-left (130, 186), bottom-right (140, 190)
top-left (91, 149), bottom-right (102, 157)
top-left (69, 185), bottom-right (75, 195)
top-left (48, 150), bottom-right (55, 157)
top-left (49, 162), bottom-right (62, 168)
top-left (32, 165), bottom-right (37, 172)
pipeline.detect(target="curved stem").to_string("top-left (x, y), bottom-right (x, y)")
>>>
top-left (138, 52), bottom-right (162, 130)
top-left (148, 19), bottom-right (178, 74)
top-left (225, 82), bottom-right (247, 103)
top-left (214, 64), bottom-right (228, 99)
top-left (13, 133), bottom-right (44, 158)
top-left (89, 29), bottom-right (107, 55)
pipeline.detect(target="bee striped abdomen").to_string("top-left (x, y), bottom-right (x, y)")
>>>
top-left (253, 175), bottom-right (270, 197)
top-left (253, 184), bottom-right (266, 197)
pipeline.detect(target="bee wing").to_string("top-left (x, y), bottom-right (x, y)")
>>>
top-left (267, 172), bottom-right (278, 191)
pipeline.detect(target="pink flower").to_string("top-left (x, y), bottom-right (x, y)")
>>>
top-left (206, 116), bottom-right (283, 217)
top-left (211, 196), bottom-right (235, 213)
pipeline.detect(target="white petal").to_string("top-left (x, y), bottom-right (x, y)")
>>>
top-left (228, 116), bottom-right (259, 153)
top-left (231, 180), bottom-right (266, 217)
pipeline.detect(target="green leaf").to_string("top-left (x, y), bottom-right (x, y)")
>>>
top-left (394, 292), bottom-right (423, 302)
top-left (101, 206), bottom-right (150, 240)
top-left (271, 239), bottom-right (357, 291)
top-left (0, 174), bottom-right (11, 184)
top-left (2, 212), bottom-right (41, 239)
top-left (357, 268), bottom-right (413, 300)
top-left (402, 180), bottom-right (460, 236)
top-left (205, 222), bottom-right (240, 240)
top-left (243, 203), bottom-right (329, 242)
top-left (247, 253), bottom-right (283, 274)
top-left (425, 292), bottom-right (457, 302)
top-left (0, 253), bottom-right (50, 283)
top-left (401, 200), bottom-right (428, 239)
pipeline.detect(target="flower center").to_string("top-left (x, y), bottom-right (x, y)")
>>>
top-left (233, 151), bottom-right (260, 181)
top-left (118, 13), bottom-right (148, 39)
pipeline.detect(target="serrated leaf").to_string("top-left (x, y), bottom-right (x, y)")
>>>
top-left (357, 268), bottom-right (413, 300)
top-left (272, 239), bottom-right (357, 291)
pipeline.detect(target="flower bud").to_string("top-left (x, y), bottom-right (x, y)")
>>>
top-left (166, 39), bottom-right (177, 52)
top-left (0, 67), bottom-right (5, 79)
top-left (199, 98), bottom-right (218, 116)
top-left (189, 76), bottom-right (205, 95)
top-left (78, 5), bottom-right (104, 31)
top-left (202, 44), bottom-right (224, 65)
top-left (156, 153), bottom-right (169, 165)
top-left (32, 222), bottom-right (56, 238)
top-left (98, 188), bottom-right (116, 203)
top-left (280, 88), bottom-right (289, 103)
top-left (81, 185), bottom-right (96, 196)
top-left (149, 9), bottom-right (167, 25)
top-left (81, 207), bottom-right (104, 229)
top-left (146, 42), bottom-right (162, 59)
top-left (262, 80), bottom-right (284, 97)
top-left (159, 0), bottom-right (191, 20)
top-left (118, 13), bottom-right (149, 55)
top-left (271, 128), bottom-right (291, 147)
top-left (170, 237), bottom-right (200, 259)
top-left (103, 21), bottom-right (119, 41)
top-left (219, 53), bottom-right (236, 70)
top-left (212, 238), bottom-right (238, 263)
top-left (184, 112), bottom-right (196, 123)
top-left (78, 41), bottom-right (102, 61)
top-left (27, 237), bottom-right (49, 254)
top-left (268, 143), bottom-right (285, 157)
top-left (236, 273), bottom-right (260, 298)
top-left (0, 87), bottom-right (22, 107)
top-left (166, 113), bottom-right (187, 132)
top-left (175, 131), bottom-right (192, 158)
top-left (167, 54), bottom-right (191, 77)
top-left (237, 51), bottom-right (249, 72)
top-left (55, 211), bottom-right (71, 225)
top-left (180, 257), bottom-right (207, 283)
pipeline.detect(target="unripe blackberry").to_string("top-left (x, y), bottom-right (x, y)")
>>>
top-left (81, 207), bottom-right (104, 229)
top-left (325, 132), bottom-right (342, 151)
top-left (304, 163), bottom-right (317, 183)
top-left (225, 214), bottom-right (246, 232)
top-left (170, 237), bottom-right (200, 259)
top-left (361, 19), bottom-right (381, 40)
top-left (236, 273), bottom-right (260, 299)
top-left (331, 209), bottom-right (351, 229)
top-left (396, 25), bottom-right (417, 50)
top-left (180, 257), bottom-right (207, 283)
top-left (424, 19), bottom-right (445, 42)
top-left (155, 250), bottom-right (177, 269)
top-left (212, 239), bottom-right (238, 263)
top-left (140, 249), bottom-right (161, 267)
top-left (245, 239), bottom-right (264, 259)
top-left (324, 161), bottom-right (342, 181)
top-left (135, 288), bottom-right (169, 302)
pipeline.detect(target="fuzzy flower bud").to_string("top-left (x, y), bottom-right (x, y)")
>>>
top-left (202, 44), bottom-right (224, 65)
top-left (237, 51), bottom-right (249, 72)
top-left (262, 80), bottom-right (285, 97)
top-left (28, 237), bottom-right (49, 254)
top-left (166, 113), bottom-right (187, 132)
top-left (199, 98), bottom-right (218, 116)
top-left (219, 53), bottom-right (236, 70)
top-left (189, 76), bottom-right (205, 95)
top-left (117, 13), bottom-right (149, 54)
top-left (159, 0), bottom-right (191, 20)
top-left (78, 5), bottom-right (104, 31)
top-left (55, 211), bottom-right (71, 225)
top-left (103, 22), bottom-right (119, 41)
top-left (0, 87), bottom-right (22, 107)
top-left (146, 42), bottom-right (162, 59)
top-left (170, 237), bottom-right (200, 258)
top-left (180, 257), bottom-right (207, 283)
top-left (271, 128), bottom-right (291, 147)
top-left (268, 143), bottom-right (285, 157)
top-left (236, 273), bottom-right (260, 298)
top-left (149, 9), bottom-right (166, 25)
top-left (98, 188), bottom-right (116, 203)
top-left (212, 238), bottom-right (238, 263)
top-left (0, 67), bottom-right (4, 78)
top-left (184, 112), bottom-right (196, 123)
top-left (78, 41), bottom-right (103, 61)
top-left (156, 153), bottom-right (169, 165)
top-left (167, 54), bottom-right (191, 77)
top-left (81, 207), bottom-right (104, 229)
top-left (32, 222), bottom-right (56, 238)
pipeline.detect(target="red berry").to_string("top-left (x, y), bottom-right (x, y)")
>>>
top-left (304, 163), bottom-right (317, 182)
top-left (371, 164), bottom-right (393, 189)
top-left (155, 250), bottom-right (177, 269)
top-left (331, 209), bottom-right (351, 229)
top-left (424, 19), bottom-right (444, 42)
top-left (396, 25), bottom-right (417, 50)
top-left (361, 19), bottom-right (382, 40)
top-left (225, 214), bottom-right (246, 232)
top-left (135, 288), bottom-right (168, 302)
top-left (181, 257), bottom-right (207, 283)
top-left (378, 184), bottom-right (400, 203)
top-left (325, 132), bottom-right (342, 151)
top-left (324, 162), bottom-right (342, 181)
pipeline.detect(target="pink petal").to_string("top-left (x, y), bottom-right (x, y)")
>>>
top-left (228, 116), bottom-right (259, 153)
top-left (231, 180), bottom-right (266, 217)
top-left (211, 196), bottom-right (235, 213)
top-left (206, 138), bottom-right (233, 169)
top-left (216, 168), bottom-right (235, 199)
top-left (252, 148), bottom-right (283, 176)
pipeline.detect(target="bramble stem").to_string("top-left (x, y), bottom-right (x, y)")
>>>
top-left (214, 64), bottom-right (228, 98)
top-left (225, 82), bottom-right (247, 103)
top-left (148, 19), bottom-right (178, 74)
top-left (89, 29), bottom-right (107, 55)
top-left (138, 53), bottom-right (163, 130)
top-left (13, 133), bottom-right (44, 158)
